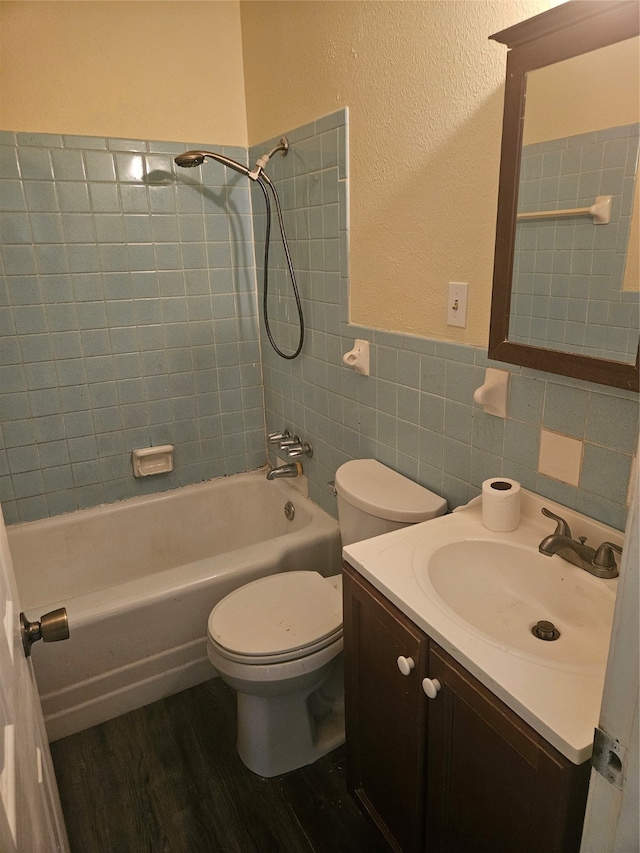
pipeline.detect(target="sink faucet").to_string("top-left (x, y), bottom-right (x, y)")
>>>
top-left (266, 462), bottom-right (301, 480)
top-left (538, 508), bottom-right (621, 579)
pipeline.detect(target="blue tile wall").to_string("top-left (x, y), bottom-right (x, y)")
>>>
top-left (513, 125), bottom-right (639, 362)
top-left (1, 117), bottom-right (637, 531)
top-left (0, 132), bottom-right (265, 523)
top-left (254, 111), bottom-right (637, 531)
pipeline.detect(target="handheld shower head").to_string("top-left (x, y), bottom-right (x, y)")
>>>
top-left (175, 138), bottom-right (289, 181)
top-left (174, 151), bottom-right (207, 168)
top-left (174, 150), bottom-right (253, 178)
top-left (175, 136), bottom-right (303, 358)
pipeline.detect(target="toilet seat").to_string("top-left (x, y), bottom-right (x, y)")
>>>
top-left (208, 571), bottom-right (343, 665)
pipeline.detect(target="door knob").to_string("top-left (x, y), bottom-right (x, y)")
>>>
top-left (20, 608), bottom-right (69, 658)
top-left (422, 677), bottom-right (441, 699)
top-left (397, 656), bottom-right (415, 676)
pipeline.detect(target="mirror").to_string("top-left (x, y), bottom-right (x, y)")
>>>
top-left (489, 0), bottom-right (639, 391)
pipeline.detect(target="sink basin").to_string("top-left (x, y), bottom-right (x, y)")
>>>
top-left (415, 539), bottom-right (616, 668)
top-left (344, 488), bottom-right (622, 762)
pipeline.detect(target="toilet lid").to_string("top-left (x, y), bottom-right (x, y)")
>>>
top-left (208, 571), bottom-right (342, 657)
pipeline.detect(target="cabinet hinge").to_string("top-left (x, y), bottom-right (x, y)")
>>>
top-left (591, 726), bottom-right (626, 790)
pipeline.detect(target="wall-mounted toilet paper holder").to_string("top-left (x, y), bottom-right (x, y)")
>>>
top-left (343, 339), bottom-right (370, 375)
top-left (474, 368), bottom-right (510, 418)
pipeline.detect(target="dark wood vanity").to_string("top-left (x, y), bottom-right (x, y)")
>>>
top-left (342, 562), bottom-right (591, 853)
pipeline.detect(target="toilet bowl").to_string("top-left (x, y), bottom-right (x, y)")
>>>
top-left (207, 571), bottom-right (344, 777)
top-left (207, 459), bottom-right (447, 777)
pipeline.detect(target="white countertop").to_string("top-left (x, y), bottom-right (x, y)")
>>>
top-left (343, 490), bottom-right (621, 764)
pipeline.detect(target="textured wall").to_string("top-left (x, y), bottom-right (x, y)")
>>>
top-left (251, 111), bottom-right (639, 528)
top-left (1, 3), bottom-right (636, 532)
top-left (240, 0), bottom-right (550, 345)
top-left (0, 114), bottom-right (635, 530)
top-left (0, 1), bottom-right (248, 145)
top-left (255, 111), bottom-right (637, 532)
top-left (523, 37), bottom-right (639, 145)
top-left (2, 1), bottom-right (554, 345)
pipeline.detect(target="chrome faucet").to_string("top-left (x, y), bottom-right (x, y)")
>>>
top-left (538, 508), bottom-right (621, 579)
top-left (266, 462), bottom-right (300, 480)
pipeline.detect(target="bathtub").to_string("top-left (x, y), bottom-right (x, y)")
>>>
top-left (8, 470), bottom-right (341, 742)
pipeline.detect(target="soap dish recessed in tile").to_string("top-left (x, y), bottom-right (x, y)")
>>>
top-left (131, 445), bottom-right (174, 477)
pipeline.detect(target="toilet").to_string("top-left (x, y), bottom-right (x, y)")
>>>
top-left (206, 458), bottom-right (447, 777)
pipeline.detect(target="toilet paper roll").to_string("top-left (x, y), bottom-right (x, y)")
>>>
top-left (482, 478), bottom-right (521, 532)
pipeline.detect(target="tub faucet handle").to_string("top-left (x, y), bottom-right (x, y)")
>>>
top-left (287, 441), bottom-right (313, 459)
top-left (268, 429), bottom-right (290, 444)
top-left (279, 434), bottom-right (299, 449)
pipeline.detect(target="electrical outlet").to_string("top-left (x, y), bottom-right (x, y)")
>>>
top-left (447, 282), bottom-right (468, 327)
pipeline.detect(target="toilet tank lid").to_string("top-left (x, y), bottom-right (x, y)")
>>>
top-left (335, 459), bottom-right (447, 523)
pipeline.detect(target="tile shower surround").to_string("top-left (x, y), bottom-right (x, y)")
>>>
top-left (1, 114), bottom-right (638, 530)
top-left (0, 131), bottom-right (265, 522)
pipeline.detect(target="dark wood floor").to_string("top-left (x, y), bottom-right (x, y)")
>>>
top-left (51, 678), bottom-right (389, 853)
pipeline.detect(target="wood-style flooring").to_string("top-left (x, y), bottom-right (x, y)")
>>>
top-left (50, 678), bottom-right (389, 853)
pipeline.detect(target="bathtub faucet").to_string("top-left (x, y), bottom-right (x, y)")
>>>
top-left (266, 462), bottom-right (301, 480)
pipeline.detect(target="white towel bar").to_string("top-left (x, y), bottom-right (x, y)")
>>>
top-left (517, 194), bottom-right (611, 225)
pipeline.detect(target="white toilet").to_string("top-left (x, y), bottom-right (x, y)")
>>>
top-left (206, 458), bottom-right (447, 777)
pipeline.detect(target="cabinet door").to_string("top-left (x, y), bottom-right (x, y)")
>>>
top-left (343, 563), bottom-right (429, 853)
top-left (426, 643), bottom-right (590, 853)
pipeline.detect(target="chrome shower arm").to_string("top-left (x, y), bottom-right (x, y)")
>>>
top-left (254, 137), bottom-right (289, 173)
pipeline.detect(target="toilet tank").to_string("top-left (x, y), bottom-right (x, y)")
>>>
top-left (335, 459), bottom-right (447, 547)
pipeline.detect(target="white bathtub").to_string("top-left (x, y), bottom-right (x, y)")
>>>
top-left (8, 470), bottom-right (341, 742)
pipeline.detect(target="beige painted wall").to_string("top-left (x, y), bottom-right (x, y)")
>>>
top-left (0, 0), bottom-right (555, 345)
top-left (240, 0), bottom-right (550, 345)
top-left (523, 37), bottom-right (640, 144)
top-left (0, 1), bottom-right (248, 145)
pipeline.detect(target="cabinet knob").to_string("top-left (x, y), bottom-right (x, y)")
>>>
top-left (422, 677), bottom-right (441, 699)
top-left (397, 656), bottom-right (415, 676)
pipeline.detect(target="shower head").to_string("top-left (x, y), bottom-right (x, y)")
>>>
top-left (175, 138), bottom-right (289, 182)
top-left (174, 150), bottom-right (254, 178)
top-left (175, 137), bottom-right (302, 359)
top-left (174, 151), bottom-right (207, 168)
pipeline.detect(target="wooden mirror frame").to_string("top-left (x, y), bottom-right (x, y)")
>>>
top-left (489, 0), bottom-right (639, 392)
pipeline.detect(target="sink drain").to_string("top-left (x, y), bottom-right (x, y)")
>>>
top-left (531, 620), bottom-right (560, 641)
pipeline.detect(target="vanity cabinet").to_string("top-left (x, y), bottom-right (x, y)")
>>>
top-left (425, 642), bottom-right (590, 853)
top-left (342, 560), bottom-right (429, 853)
top-left (342, 562), bottom-right (590, 853)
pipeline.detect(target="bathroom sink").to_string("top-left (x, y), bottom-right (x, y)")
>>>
top-left (343, 487), bottom-right (622, 763)
top-left (415, 539), bottom-right (616, 668)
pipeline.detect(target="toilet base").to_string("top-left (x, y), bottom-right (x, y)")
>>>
top-left (235, 658), bottom-right (345, 777)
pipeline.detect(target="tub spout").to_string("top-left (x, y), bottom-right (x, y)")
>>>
top-left (266, 462), bottom-right (302, 480)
